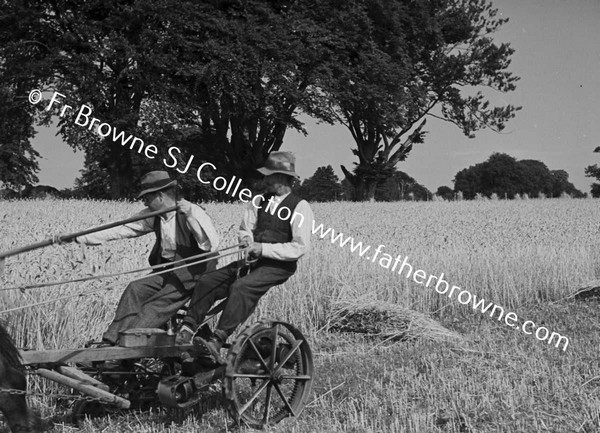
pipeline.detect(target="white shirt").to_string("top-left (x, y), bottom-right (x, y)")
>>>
top-left (238, 192), bottom-right (313, 261)
top-left (76, 204), bottom-right (219, 259)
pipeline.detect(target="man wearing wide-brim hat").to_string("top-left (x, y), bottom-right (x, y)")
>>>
top-left (73, 170), bottom-right (219, 345)
top-left (178, 151), bottom-right (314, 365)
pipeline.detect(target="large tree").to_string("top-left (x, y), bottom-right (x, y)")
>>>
top-left (0, 2), bottom-right (48, 192)
top-left (0, 85), bottom-right (39, 191)
top-left (168, 0), bottom-right (334, 182)
top-left (319, 0), bottom-right (521, 201)
top-left (0, 0), bottom-right (190, 197)
top-left (0, 0), bottom-right (335, 198)
top-left (0, 0), bottom-right (520, 201)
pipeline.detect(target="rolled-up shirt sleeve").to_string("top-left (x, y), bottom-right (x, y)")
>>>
top-left (238, 200), bottom-right (260, 244)
top-left (261, 200), bottom-right (313, 261)
top-left (186, 205), bottom-right (220, 252)
top-left (76, 210), bottom-right (153, 245)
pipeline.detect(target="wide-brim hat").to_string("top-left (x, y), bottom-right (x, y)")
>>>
top-left (137, 171), bottom-right (177, 199)
top-left (257, 151), bottom-right (300, 179)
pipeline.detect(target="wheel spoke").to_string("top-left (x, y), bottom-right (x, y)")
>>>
top-left (273, 382), bottom-right (296, 417)
top-left (231, 373), bottom-right (270, 379)
top-left (262, 382), bottom-right (273, 425)
top-left (281, 375), bottom-right (312, 380)
top-left (269, 324), bottom-right (278, 370)
top-left (272, 339), bottom-right (303, 375)
top-left (226, 322), bottom-right (313, 428)
top-left (238, 379), bottom-right (270, 416)
top-left (248, 338), bottom-right (270, 372)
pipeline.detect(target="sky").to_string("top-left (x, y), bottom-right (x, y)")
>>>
top-left (31, 0), bottom-right (600, 194)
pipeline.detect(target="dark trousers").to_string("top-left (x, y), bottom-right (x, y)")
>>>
top-left (183, 259), bottom-right (296, 336)
top-left (102, 260), bottom-right (217, 344)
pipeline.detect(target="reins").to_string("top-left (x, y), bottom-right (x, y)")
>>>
top-left (0, 243), bottom-right (248, 314)
top-left (0, 244), bottom-right (244, 293)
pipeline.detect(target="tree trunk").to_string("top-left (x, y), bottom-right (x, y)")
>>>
top-left (109, 165), bottom-right (122, 199)
top-left (353, 180), bottom-right (365, 202)
top-left (366, 180), bottom-right (377, 202)
top-left (344, 172), bottom-right (378, 202)
top-left (108, 138), bottom-right (133, 199)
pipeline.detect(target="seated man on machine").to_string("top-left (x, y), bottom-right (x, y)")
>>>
top-left (73, 170), bottom-right (219, 346)
top-left (176, 151), bottom-right (313, 366)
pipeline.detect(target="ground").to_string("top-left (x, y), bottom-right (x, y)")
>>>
top-left (1, 199), bottom-right (598, 432)
top-left (18, 297), bottom-right (597, 433)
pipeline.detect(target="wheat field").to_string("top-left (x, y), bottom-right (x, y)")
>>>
top-left (1, 198), bottom-right (600, 432)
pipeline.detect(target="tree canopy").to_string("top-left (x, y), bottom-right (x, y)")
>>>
top-left (1, 0), bottom-right (519, 200)
top-left (375, 170), bottom-right (431, 201)
top-left (584, 165), bottom-right (600, 198)
top-left (454, 153), bottom-right (584, 199)
top-left (0, 0), bottom-right (334, 197)
top-left (0, 86), bottom-right (39, 189)
top-left (436, 185), bottom-right (455, 200)
top-left (296, 165), bottom-right (343, 202)
top-left (317, 0), bottom-right (521, 201)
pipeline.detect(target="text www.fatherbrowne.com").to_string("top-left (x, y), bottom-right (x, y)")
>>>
top-left (31, 90), bottom-right (568, 351)
top-left (310, 221), bottom-right (569, 352)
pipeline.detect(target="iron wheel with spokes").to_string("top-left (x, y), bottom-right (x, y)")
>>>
top-left (223, 320), bottom-right (314, 429)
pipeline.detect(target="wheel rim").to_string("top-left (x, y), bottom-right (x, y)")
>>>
top-left (224, 321), bottom-right (313, 428)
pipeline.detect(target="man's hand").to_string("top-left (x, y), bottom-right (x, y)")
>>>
top-left (246, 242), bottom-right (263, 259)
top-left (240, 237), bottom-right (251, 248)
top-left (177, 199), bottom-right (193, 217)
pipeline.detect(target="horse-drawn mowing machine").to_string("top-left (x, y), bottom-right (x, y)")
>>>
top-left (19, 318), bottom-right (314, 428)
top-left (1, 207), bottom-right (314, 429)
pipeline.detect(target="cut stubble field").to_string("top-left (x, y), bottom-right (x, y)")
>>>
top-left (1, 198), bottom-right (600, 432)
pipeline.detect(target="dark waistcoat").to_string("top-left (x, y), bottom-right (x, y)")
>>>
top-left (149, 211), bottom-right (210, 289)
top-left (253, 193), bottom-right (302, 270)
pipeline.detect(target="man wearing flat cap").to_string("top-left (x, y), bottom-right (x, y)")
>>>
top-left (178, 151), bottom-right (313, 365)
top-left (74, 170), bottom-right (219, 345)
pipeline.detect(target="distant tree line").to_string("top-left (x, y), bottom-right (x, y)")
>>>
top-left (294, 164), bottom-right (432, 202)
top-left (293, 153), bottom-right (585, 203)
top-left (1, 152), bottom-right (587, 202)
top-left (439, 153), bottom-right (584, 200)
